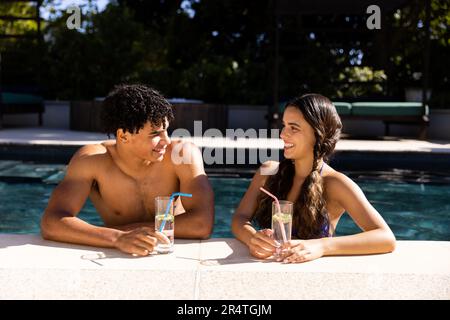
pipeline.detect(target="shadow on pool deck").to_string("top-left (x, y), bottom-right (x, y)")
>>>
top-left (198, 238), bottom-right (263, 266)
top-left (1, 234), bottom-right (449, 299)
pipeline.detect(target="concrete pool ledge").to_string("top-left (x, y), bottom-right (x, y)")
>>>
top-left (1, 128), bottom-right (450, 153)
top-left (0, 234), bottom-right (449, 300)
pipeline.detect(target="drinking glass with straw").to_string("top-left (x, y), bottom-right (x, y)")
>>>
top-left (259, 187), bottom-right (293, 258)
top-left (154, 192), bottom-right (192, 254)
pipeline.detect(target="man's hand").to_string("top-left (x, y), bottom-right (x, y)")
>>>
top-left (113, 227), bottom-right (170, 256)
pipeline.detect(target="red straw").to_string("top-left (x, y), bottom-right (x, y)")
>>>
top-left (259, 187), bottom-right (288, 243)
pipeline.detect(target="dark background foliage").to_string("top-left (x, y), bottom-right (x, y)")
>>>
top-left (0, 0), bottom-right (448, 108)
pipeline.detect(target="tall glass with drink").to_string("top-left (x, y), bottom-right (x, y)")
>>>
top-left (271, 200), bottom-right (293, 258)
top-left (154, 196), bottom-right (175, 253)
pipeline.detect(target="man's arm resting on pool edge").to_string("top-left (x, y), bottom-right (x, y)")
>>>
top-left (172, 142), bottom-right (215, 239)
top-left (40, 153), bottom-right (123, 248)
top-left (40, 148), bottom-right (167, 255)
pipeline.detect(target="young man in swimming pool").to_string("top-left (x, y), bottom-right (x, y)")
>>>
top-left (41, 84), bottom-right (214, 256)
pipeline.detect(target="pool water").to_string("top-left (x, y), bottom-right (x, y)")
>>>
top-left (0, 161), bottom-right (449, 241)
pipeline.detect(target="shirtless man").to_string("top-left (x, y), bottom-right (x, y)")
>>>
top-left (41, 84), bottom-right (214, 256)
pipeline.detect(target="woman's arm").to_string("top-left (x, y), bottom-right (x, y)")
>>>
top-left (232, 162), bottom-right (280, 258)
top-left (282, 172), bottom-right (396, 263)
top-left (322, 172), bottom-right (396, 255)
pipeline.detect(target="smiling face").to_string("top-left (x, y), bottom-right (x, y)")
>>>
top-left (119, 118), bottom-right (171, 162)
top-left (280, 106), bottom-right (316, 160)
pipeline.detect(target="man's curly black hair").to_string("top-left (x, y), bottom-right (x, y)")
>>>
top-left (101, 84), bottom-right (174, 137)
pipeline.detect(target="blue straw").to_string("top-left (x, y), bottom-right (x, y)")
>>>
top-left (158, 192), bottom-right (193, 232)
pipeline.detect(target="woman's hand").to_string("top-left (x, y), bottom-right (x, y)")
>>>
top-left (248, 229), bottom-right (280, 259)
top-left (278, 239), bottom-right (325, 263)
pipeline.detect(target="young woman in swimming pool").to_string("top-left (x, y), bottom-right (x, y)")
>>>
top-left (232, 93), bottom-right (396, 263)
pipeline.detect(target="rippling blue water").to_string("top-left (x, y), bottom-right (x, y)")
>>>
top-left (0, 161), bottom-right (449, 240)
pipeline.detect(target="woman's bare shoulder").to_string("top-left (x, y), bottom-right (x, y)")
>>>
top-left (323, 165), bottom-right (361, 200)
top-left (259, 160), bottom-right (280, 176)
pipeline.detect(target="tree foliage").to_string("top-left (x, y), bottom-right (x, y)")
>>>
top-left (0, 0), bottom-right (448, 107)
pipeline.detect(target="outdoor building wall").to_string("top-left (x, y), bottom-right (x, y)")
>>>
top-left (227, 105), bottom-right (268, 130)
top-left (1, 101), bottom-right (450, 140)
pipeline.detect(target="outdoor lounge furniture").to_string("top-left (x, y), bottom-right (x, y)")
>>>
top-left (333, 101), bottom-right (429, 139)
top-left (0, 92), bottom-right (45, 128)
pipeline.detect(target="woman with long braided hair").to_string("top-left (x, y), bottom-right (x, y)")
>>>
top-left (232, 94), bottom-right (396, 263)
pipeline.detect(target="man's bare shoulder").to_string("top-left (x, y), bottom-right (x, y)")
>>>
top-left (168, 140), bottom-right (203, 165)
top-left (168, 140), bottom-right (206, 179)
top-left (72, 142), bottom-right (113, 159)
top-left (67, 142), bottom-right (114, 173)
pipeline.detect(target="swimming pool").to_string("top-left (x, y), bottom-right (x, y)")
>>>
top-left (0, 160), bottom-right (449, 240)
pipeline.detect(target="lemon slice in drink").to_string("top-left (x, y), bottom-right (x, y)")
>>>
top-left (156, 214), bottom-right (174, 222)
top-left (272, 213), bottom-right (291, 224)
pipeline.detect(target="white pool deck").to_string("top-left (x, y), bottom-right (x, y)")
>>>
top-left (0, 127), bottom-right (450, 153)
top-left (0, 129), bottom-right (449, 300)
top-left (0, 235), bottom-right (449, 300)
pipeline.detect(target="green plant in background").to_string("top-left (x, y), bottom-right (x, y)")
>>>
top-left (389, 0), bottom-right (449, 107)
top-left (0, 1), bottom-right (43, 88)
top-left (42, 4), bottom-right (153, 99)
top-left (0, 1), bottom-right (38, 40)
top-left (0, 0), bottom-right (449, 108)
top-left (336, 67), bottom-right (387, 98)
